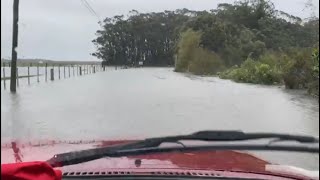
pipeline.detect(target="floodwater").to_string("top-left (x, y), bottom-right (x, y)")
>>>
top-left (1, 67), bottom-right (319, 170)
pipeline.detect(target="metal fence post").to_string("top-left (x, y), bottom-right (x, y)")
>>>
top-left (3, 64), bottom-right (6, 89)
top-left (27, 65), bottom-right (30, 85)
top-left (45, 63), bottom-right (48, 82)
top-left (50, 68), bottom-right (54, 81)
top-left (37, 63), bottom-right (40, 82)
top-left (16, 67), bottom-right (19, 87)
top-left (58, 65), bottom-right (61, 79)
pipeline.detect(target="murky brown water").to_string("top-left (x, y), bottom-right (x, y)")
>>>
top-left (1, 67), bottom-right (319, 169)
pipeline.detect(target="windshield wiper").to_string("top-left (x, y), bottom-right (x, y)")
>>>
top-left (47, 130), bottom-right (319, 167)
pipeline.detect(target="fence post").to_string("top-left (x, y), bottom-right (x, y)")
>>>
top-left (58, 65), bottom-right (61, 79)
top-left (27, 65), bottom-right (30, 85)
top-left (16, 68), bottom-right (19, 87)
top-left (45, 63), bottom-right (47, 82)
top-left (37, 63), bottom-right (39, 82)
top-left (50, 68), bottom-right (54, 81)
top-left (3, 64), bottom-right (6, 89)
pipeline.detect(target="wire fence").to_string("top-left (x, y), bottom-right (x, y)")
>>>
top-left (1, 62), bottom-right (106, 90)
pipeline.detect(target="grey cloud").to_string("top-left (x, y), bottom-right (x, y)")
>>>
top-left (1, 0), bottom-right (319, 61)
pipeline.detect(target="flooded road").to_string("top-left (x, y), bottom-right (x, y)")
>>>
top-left (1, 67), bottom-right (319, 169)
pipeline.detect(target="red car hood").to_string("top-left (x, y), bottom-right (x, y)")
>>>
top-left (1, 140), bottom-right (318, 179)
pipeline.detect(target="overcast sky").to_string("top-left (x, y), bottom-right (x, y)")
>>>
top-left (1, 0), bottom-right (319, 61)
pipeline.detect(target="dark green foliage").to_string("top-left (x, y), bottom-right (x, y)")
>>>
top-left (308, 47), bottom-right (319, 96)
top-left (282, 50), bottom-right (313, 89)
top-left (92, 10), bottom-right (190, 66)
top-left (92, 0), bottom-right (319, 96)
top-left (219, 57), bottom-right (282, 85)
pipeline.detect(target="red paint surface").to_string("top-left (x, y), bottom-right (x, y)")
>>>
top-left (95, 140), bottom-right (267, 172)
top-left (1, 140), bottom-right (315, 180)
top-left (1, 161), bottom-right (62, 180)
top-left (130, 150), bottom-right (268, 172)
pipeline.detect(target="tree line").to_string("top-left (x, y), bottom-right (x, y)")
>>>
top-left (93, 0), bottom-right (319, 96)
top-left (92, 9), bottom-right (194, 66)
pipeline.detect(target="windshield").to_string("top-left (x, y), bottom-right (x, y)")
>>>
top-left (1, 0), bottom-right (319, 179)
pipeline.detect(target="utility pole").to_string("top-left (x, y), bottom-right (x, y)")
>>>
top-left (10, 0), bottom-right (19, 92)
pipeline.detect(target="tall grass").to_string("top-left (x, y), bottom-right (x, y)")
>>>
top-left (175, 29), bottom-right (224, 75)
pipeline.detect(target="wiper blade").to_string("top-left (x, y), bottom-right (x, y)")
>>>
top-left (47, 130), bottom-right (319, 167)
top-left (145, 130), bottom-right (319, 145)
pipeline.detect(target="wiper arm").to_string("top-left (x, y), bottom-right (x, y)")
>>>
top-left (144, 130), bottom-right (319, 146)
top-left (47, 130), bottom-right (319, 167)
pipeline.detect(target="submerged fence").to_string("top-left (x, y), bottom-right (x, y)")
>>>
top-left (1, 63), bottom-right (107, 90)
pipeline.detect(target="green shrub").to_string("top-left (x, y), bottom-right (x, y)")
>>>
top-left (282, 49), bottom-right (313, 89)
top-left (219, 58), bottom-right (281, 85)
top-left (188, 48), bottom-right (224, 75)
top-left (308, 47), bottom-right (319, 97)
top-left (175, 29), bottom-right (225, 75)
top-left (175, 29), bottom-right (201, 72)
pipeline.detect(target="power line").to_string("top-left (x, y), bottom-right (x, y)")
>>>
top-left (80, 0), bottom-right (96, 17)
top-left (80, 0), bottom-right (101, 21)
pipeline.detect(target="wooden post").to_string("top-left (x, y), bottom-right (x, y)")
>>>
top-left (58, 65), bottom-right (61, 79)
top-left (37, 63), bottom-right (39, 82)
top-left (10, 0), bottom-right (19, 92)
top-left (27, 65), bottom-right (30, 85)
top-left (3, 64), bottom-right (6, 89)
top-left (68, 65), bottom-right (70, 78)
top-left (79, 66), bottom-right (82, 76)
top-left (50, 68), bottom-right (54, 81)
